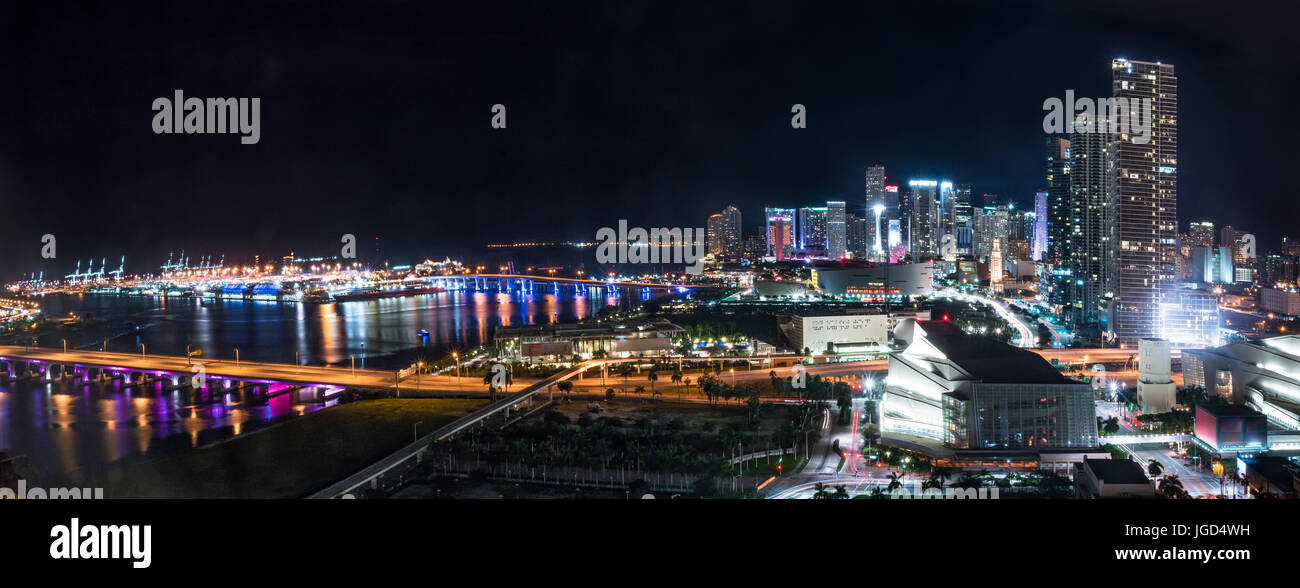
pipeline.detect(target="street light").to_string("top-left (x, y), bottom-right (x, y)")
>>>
top-left (139, 343), bottom-right (145, 358)
top-left (235, 347), bottom-right (240, 368)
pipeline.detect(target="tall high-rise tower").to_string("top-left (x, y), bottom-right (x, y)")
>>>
top-left (1044, 137), bottom-right (1072, 312)
top-left (1111, 58), bottom-right (1178, 347)
top-left (1188, 221), bottom-right (1214, 248)
top-left (865, 165), bottom-right (887, 257)
top-left (707, 205), bottom-right (742, 259)
top-left (1068, 112), bottom-right (1117, 328)
top-left (1032, 191), bottom-right (1048, 261)
top-left (798, 206), bottom-right (828, 255)
top-left (765, 207), bottom-right (796, 260)
top-left (826, 201), bottom-right (847, 259)
top-left (908, 180), bottom-right (939, 259)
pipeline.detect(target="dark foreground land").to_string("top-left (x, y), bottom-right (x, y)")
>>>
top-left (81, 398), bottom-right (486, 498)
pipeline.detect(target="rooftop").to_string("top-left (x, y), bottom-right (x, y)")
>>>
top-left (1083, 458), bottom-right (1151, 485)
top-left (1196, 403), bottom-right (1266, 418)
top-left (912, 320), bottom-right (1072, 384)
top-left (495, 318), bottom-right (683, 340)
top-left (1245, 457), bottom-right (1299, 491)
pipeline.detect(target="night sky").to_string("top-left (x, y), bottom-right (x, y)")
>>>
top-left (2, 1), bottom-right (1298, 279)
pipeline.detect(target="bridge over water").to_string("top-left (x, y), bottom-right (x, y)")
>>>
top-left (0, 346), bottom-right (426, 396)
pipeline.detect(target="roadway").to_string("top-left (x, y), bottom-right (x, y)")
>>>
top-left (1004, 297), bottom-right (1073, 348)
top-left (936, 289), bottom-right (1036, 348)
top-left (309, 361), bottom-right (595, 498)
top-left (1096, 400), bottom-right (1225, 498)
top-left (0, 346), bottom-right (531, 393)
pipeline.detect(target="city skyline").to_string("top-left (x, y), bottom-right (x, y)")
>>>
top-left (5, 2), bottom-right (1300, 572)
top-left (3, 2), bottom-right (1299, 280)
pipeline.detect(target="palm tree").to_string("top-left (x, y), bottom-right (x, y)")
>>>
top-left (670, 370), bottom-right (683, 399)
top-left (831, 485), bottom-right (849, 499)
top-left (647, 369), bottom-right (658, 399)
top-left (615, 363), bottom-right (634, 394)
top-left (699, 375), bottom-right (718, 406)
top-left (1147, 459), bottom-right (1164, 478)
top-left (886, 472), bottom-right (903, 493)
top-left (929, 466), bottom-right (952, 490)
top-left (556, 379), bottom-right (573, 398)
top-left (1158, 474), bottom-right (1190, 499)
top-left (634, 385), bottom-right (647, 398)
top-left (811, 482), bottom-right (830, 499)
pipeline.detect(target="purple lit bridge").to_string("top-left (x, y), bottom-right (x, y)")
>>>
top-left (0, 346), bottom-right (432, 400)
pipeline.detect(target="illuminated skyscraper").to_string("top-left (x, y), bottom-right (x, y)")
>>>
top-left (1032, 191), bottom-right (1048, 261)
top-left (908, 179), bottom-right (939, 259)
top-left (954, 183), bottom-right (973, 255)
top-left (798, 206), bottom-right (828, 255)
top-left (1068, 111), bottom-right (1117, 329)
top-left (827, 200), bottom-right (847, 259)
top-left (1188, 221), bottom-right (1214, 248)
top-left (1044, 138), bottom-right (1072, 313)
top-left (1221, 225), bottom-right (1251, 266)
top-left (765, 207), bottom-right (795, 260)
top-left (847, 213), bottom-right (868, 260)
top-left (1111, 58), bottom-right (1177, 347)
top-left (937, 182), bottom-right (957, 260)
top-left (865, 165), bottom-right (886, 251)
top-left (706, 205), bottom-right (742, 259)
top-left (973, 204), bottom-right (1011, 259)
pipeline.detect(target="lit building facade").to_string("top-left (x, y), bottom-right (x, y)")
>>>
top-left (1158, 287), bottom-right (1220, 348)
top-left (1182, 336), bottom-right (1300, 435)
top-left (1111, 58), bottom-right (1178, 347)
top-left (706, 205), bottom-right (742, 259)
top-left (797, 206), bottom-right (827, 256)
top-left (908, 180), bottom-right (939, 259)
top-left (882, 321), bottom-right (1096, 449)
top-left (1188, 220), bottom-right (1214, 248)
top-left (1189, 245), bottom-right (1234, 284)
top-left (827, 200), bottom-right (847, 259)
top-left (865, 165), bottom-right (887, 254)
top-left (765, 207), bottom-right (795, 260)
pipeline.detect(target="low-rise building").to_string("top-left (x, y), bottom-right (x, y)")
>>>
top-left (1076, 458), bottom-right (1157, 499)
top-left (1242, 456), bottom-right (1299, 498)
top-left (779, 311), bottom-right (888, 354)
top-left (1260, 287), bottom-right (1300, 317)
top-left (811, 261), bottom-right (934, 299)
top-left (1194, 403), bottom-right (1268, 455)
top-left (1137, 338), bottom-right (1177, 413)
top-left (495, 319), bottom-right (684, 360)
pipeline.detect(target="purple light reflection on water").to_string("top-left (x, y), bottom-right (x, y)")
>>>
top-left (0, 375), bottom-right (331, 480)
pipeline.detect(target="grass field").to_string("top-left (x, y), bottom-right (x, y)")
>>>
top-left (87, 398), bottom-right (485, 498)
